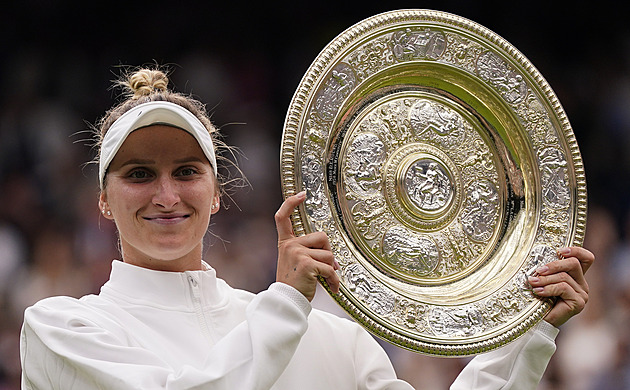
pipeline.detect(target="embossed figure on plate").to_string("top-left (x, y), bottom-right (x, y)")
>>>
top-left (405, 159), bottom-right (453, 211)
top-left (346, 133), bottom-right (386, 195)
top-left (459, 179), bottom-right (499, 242)
top-left (344, 263), bottom-right (396, 315)
top-left (538, 147), bottom-right (570, 209)
top-left (314, 63), bottom-right (357, 121)
top-left (410, 99), bottom-right (464, 136)
top-left (351, 196), bottom-right (390, 241)
top-left (476, 51), bottom-right (527, 104)
top-left (429, 306), bottom-right (485, 337)
top-left (302, 154), bottom-right (330, 221)
top-left (382, 226), bottom-right (440, 276)
top-left (390, 28), bottom-right (446, 61)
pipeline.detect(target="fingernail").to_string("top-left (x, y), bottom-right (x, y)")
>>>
top-left (533, 287), bottom-right (544, 294)
top-left (296, 190), bottom-right (306, 199)
top-left (558, 247), bottom-right (571, 256)
top-left (333, 260), bottom-right (340, 271)
top-left (536, 265), bottom-right (549, 274)
top-left (528, 276), bottom-right (540, 283)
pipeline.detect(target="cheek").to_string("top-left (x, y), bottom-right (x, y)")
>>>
top-left (196, 192), bottom-right (215, 217)
top-left (108, 187), bottom-right (150, 216)
top-left (193, 180), bottom-right (218, 208)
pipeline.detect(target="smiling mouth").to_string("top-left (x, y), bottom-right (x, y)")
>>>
top-left (143, 214), bottom-right (190, 224)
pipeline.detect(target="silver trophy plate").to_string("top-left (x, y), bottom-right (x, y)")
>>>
top-left (280, 9), bottom-right (587, 356)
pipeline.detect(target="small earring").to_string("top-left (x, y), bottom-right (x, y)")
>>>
top-left (212, 203), bottom-right (218, 210)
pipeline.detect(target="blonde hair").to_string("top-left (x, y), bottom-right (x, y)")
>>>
top-left (94, 66), bottom-right (243, 199)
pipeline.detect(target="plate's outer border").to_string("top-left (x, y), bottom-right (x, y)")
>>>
top-left (280, 9), bottom-right (587, 356)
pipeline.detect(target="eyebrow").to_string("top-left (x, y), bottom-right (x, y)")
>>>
top-left (118, 156), bottom-right (207, 167)
top-left (119, 159), bottom-right (155, 167)
top-left (174, 156), bottom-right (208, 164)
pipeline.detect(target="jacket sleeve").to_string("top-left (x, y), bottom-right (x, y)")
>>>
top-left (450, 321), bottom-right (559, 389)
top-left (352, 323), bottom-right (415, 390)
top-left (21, 283), bottom-right (310, 390)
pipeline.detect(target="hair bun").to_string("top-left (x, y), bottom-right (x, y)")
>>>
top-left (127, 69), bottom-right (169, 99)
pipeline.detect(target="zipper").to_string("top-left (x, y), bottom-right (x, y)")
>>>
top-left (188, 274), bottom-right (214, 344)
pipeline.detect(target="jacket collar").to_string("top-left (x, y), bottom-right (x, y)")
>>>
top-left (100, 260), bottom-right (229, 310)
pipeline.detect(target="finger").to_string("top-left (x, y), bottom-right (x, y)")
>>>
top-left (528, 270), bottom-right (587, 296)
top-left (291, 231), bottom-right (332, 252)
top-left (535, 256), bottom-right (588, 292)
top-left (533, 279), bottom-right (588, 310)
top-left (281, 257), bottom-right (340, 299)
top-left (557, 246), bottom-right (594, 274)
top-left (541, 281), bottom-right (588, 327)
top-left (316, 262), bottom-right (341, 294)
top-left (275, 191), bottom-right (306, 241)
top-left (279, 237), bottom-right (338, 272)
top-left (307, 247), bottom-right (338, 270)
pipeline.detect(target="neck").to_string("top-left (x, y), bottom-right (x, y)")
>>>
top-left (119, 241), bottom-right (204, 272)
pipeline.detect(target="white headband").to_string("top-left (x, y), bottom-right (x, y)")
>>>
top-left (99, 101), bottom-right (217, 188)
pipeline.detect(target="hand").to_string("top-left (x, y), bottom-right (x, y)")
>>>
top-left (528, 246), bottom-right (594, 327)
top-left (275, 191), bottom-right (340, 301)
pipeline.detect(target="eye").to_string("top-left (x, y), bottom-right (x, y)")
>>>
top-left (128, 169), bottom-right (151, 180)
top-left (177, 167), bottom-right (200, 178)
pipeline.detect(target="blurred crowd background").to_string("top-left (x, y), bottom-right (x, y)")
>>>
top-left (1, 1), bottom-right (628, 389)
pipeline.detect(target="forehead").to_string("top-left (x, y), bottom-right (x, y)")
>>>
top-left (111, 125), bottom-right (209, 165)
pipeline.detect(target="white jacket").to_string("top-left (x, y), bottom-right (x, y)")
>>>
top-left (21, 260), bottom-right (558, 389)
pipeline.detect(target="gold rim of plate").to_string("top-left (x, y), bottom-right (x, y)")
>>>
top-left (280, 9), bottom-right (587, 356)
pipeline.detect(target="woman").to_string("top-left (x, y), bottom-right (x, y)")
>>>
top-left (20, 68), bottom-right (593, 389)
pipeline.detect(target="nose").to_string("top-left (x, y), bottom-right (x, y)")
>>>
top-left (152, 176), bottom-right (180, 209)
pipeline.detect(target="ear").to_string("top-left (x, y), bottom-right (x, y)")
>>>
top-left (99, 192), bottom-right (114, 220)
top-left (211, 194), bottom-right (220, 215)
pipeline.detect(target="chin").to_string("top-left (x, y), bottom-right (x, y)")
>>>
top-left (122, 235), bottom-right (202, 270)
top-left (147, 247), bottom-right (194, 262)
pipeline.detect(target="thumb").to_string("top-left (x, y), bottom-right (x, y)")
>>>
top-left (275, 191), bottom-right (306, 241)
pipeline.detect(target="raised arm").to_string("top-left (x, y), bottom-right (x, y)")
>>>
top-left (451, 246), bottom-right (594, 389)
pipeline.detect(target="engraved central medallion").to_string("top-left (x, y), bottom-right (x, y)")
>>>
top-left (387, 142), bottom-right (462, 232)
top-left (404, 158), bottom-right (453, 212)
